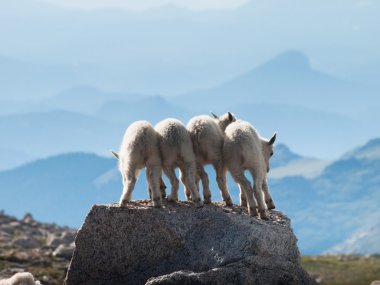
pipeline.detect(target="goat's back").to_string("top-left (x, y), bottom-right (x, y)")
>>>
top-left (187, 115), bottom-right (224, 162)
top-left (223, 120), bottom-right (262, 167)
top-left (155, 118), bottom-right (195, 164)
top-left (119, 120), bottom-right (160, 168)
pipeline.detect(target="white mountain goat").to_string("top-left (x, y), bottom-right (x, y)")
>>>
top-left (155, 118), bottom-right (203, 207)
top-left (112, 121), bottom-right (163, 207)
top-left (186, 112), bottom-right (236, 205)
top-left (0, 272), bottom-right (41, 285)
top-left (223, 120), bottom-right (276, 219)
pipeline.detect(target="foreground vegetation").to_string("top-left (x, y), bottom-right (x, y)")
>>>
top-left (302, 255), bottom-right (380, 285)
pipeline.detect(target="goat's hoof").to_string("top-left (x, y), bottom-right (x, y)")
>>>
top-left (248, 208), bottom-right (259, 217)
top-left (186, 196), bottom-right (192, 202)
top-left (152, 198), bottom-right (162, 208)
top-left (225, 198), bottom-right (233, 207)
top-left (167, 195), bottom-right (178, 203)
top-left (204, 197), bottom-right (211, 204)
top-left (119, 200), bottom-right (129, 207)
top-left (266, 200), bottom-right (276, 210)
top-left (194, 200), bottom-right (204, 208)
top-left (259, 211), bottom-right (269, 220)
top-left (267, 205), bottom-right (276, 210)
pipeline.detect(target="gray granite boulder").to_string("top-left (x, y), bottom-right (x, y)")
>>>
top-left (65, 201), bottom-right (316, 285)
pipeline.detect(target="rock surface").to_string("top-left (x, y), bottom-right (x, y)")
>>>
top-left (65, 201), bottom-right (316, 285)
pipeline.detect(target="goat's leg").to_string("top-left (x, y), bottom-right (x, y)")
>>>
top-left (119, 167), bottom-right (139, 206)
top-left (180, 169), bottom-right (192, 201)
top-left (198, 164), bottom-right (211, 204)
top-left (213, 161), bottom-right (232, 206)
top-left (239, 184), bottom-right (247, 207)
top-left (146, 165), bottom-right (162, 207)
top-left (250, 170), bottom-right (267, 219)
top-left (262, 178), bottom-right (275, 210)
top-left (147, 173), bottom-right (166, 199)
top-left (163, 165), bottom-right (179, 202)
top-left (230, 167), bottom-right (258, 216)
top-left (159, 176), bottom-right (167, 199)
top-left (181, 163), bottom-right (203, 207)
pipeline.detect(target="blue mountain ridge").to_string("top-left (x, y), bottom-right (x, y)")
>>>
top-left (1, 50), bottom-right (375, 160)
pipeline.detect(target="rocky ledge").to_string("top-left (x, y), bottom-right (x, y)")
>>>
top-left (65, 201), bottom-right (316, 285)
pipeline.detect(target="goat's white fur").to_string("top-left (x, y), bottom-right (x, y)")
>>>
top-left (223, 120), bottom-right (276, 219)
top-left (155, 118), bottom-right (203, 206)
top-left (115, 121), bottom-right (163, 207)
top-left (186, 112), bottom-right (236, 205)
top-left (0, 272), bottom-right (41, 285)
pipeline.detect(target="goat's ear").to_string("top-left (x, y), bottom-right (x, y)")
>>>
top-left (228, 112), bottom-right (234, 122)
top-left (211, 112), bottom-right (219, 119)
top-left (111, 150), bottom-right (120, 160)
top-left (268, 133), bottom-right (277, 145)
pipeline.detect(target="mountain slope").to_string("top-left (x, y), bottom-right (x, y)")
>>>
top-left (178, 51), bottom-right (367, 114)
top-left (226, 102), bottom-right (357, 158)
top-left (326, 221), bottom-right (380, 254)
top-left (0, 148), bottom-right (35, 171)
top-left (0, 153), bottom-right (117, 227)
top-left (342, 138), bottom-right (380, 160)
top-left (270, 138), bottom-right (380, 254)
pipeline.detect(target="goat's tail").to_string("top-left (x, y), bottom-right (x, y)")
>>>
top-left (111, 150), bottom-right (119, 160)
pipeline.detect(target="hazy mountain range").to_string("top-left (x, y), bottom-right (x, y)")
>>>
top-left (1, 0), bottom-right (379, 163)
top-left (0, 50), bottom-right (378, 170)
top-left (1, 0), bottom-right (379, 97)
top-left (1, 138), bottom-right (379, 254)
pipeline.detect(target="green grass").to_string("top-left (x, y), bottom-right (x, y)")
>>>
top-left (302, 255), bottom-right (380, 285)
top-left (33, 266), bottom-right (65, 281)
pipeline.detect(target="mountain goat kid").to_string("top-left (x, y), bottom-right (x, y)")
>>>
top-left (113, 121), bottom-right (163, 208)
top-left (186, 112), bottom-right (236, 205)
top-left (223, 120), bottom-right (276, 219)
top-left (155, 118), bottom-right (203, 207)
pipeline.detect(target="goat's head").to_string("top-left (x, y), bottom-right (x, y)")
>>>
top-left (210, 111), bottom-right (236, 131)
top-left (262, 133), bottom-right (276, 173)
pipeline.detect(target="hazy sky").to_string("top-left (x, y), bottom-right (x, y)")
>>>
top-left (41, 0), bottom-right (250, 11)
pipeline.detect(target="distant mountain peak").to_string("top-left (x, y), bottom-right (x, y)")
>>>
top-left (326, 219), bottom-right (380, 254)
top-left (342, 137), bottom-right (380, 160)
top-left (271, 143), bottom-right (302, 168)
top-left (256, 50), bottom-right (311, 74)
